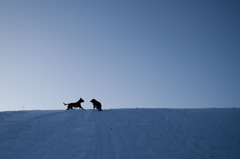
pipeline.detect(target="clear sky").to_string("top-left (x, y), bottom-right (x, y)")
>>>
top-left (1, 0), bottom-right (240, 111)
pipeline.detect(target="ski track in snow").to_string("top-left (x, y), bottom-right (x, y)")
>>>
top-left (84, 111), bottom-right (115, 159)
top-left (0, 109), bottom-right (240, 159)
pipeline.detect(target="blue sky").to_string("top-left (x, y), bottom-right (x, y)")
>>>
top-left (1, 0), bottom-right (240, 111)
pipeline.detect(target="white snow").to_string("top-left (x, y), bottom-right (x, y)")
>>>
top-left (0, 108), bottom-right (240, 159)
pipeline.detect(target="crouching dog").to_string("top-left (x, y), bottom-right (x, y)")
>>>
top-left (90, 99), bottom-right (102, 111)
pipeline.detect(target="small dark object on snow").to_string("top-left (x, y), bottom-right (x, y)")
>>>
top-left (90, 99), bottom-right (102, 111)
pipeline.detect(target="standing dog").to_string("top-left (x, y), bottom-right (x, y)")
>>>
top-left (63, 98), bottom-right (84, 110)
top-left (90, 99), bottom-right (102, 111)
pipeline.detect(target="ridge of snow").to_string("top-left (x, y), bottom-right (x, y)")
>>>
top-left (0, 108), bottom-right (240, 159)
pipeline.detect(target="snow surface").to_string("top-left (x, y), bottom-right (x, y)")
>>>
top-left (0, 109), bottom-right (240, 159)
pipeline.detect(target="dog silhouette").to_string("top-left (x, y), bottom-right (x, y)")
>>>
top-left (90, 99), bottom-right (102, 111)
top-left (63, 98), bottom-right (84, 110)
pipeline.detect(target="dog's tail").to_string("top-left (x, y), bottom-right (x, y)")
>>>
top-left (63, 102), bottom-right (68, 105)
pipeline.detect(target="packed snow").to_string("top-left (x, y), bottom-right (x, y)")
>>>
top-left (0, 108), bottom-right (240, 159)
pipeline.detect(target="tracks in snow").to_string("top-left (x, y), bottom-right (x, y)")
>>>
top-left (2, 109), bottom-right (239, 159)
top-left (84, 111), bottom-right (115, 159)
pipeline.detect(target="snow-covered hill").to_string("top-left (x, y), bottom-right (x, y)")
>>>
top-left (0, 109), bottom-right (240, 159)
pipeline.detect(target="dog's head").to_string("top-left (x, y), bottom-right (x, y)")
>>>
top-left (79, 98), bottom-right (84, 103)
top-left (90, 99), bottom-right (96, 103)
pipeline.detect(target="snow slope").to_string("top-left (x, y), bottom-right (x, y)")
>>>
top-left (0, 109), bottom-right (240, 159)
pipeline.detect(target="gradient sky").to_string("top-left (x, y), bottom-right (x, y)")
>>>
top-left (1, 0), bottom-right (240, 111)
